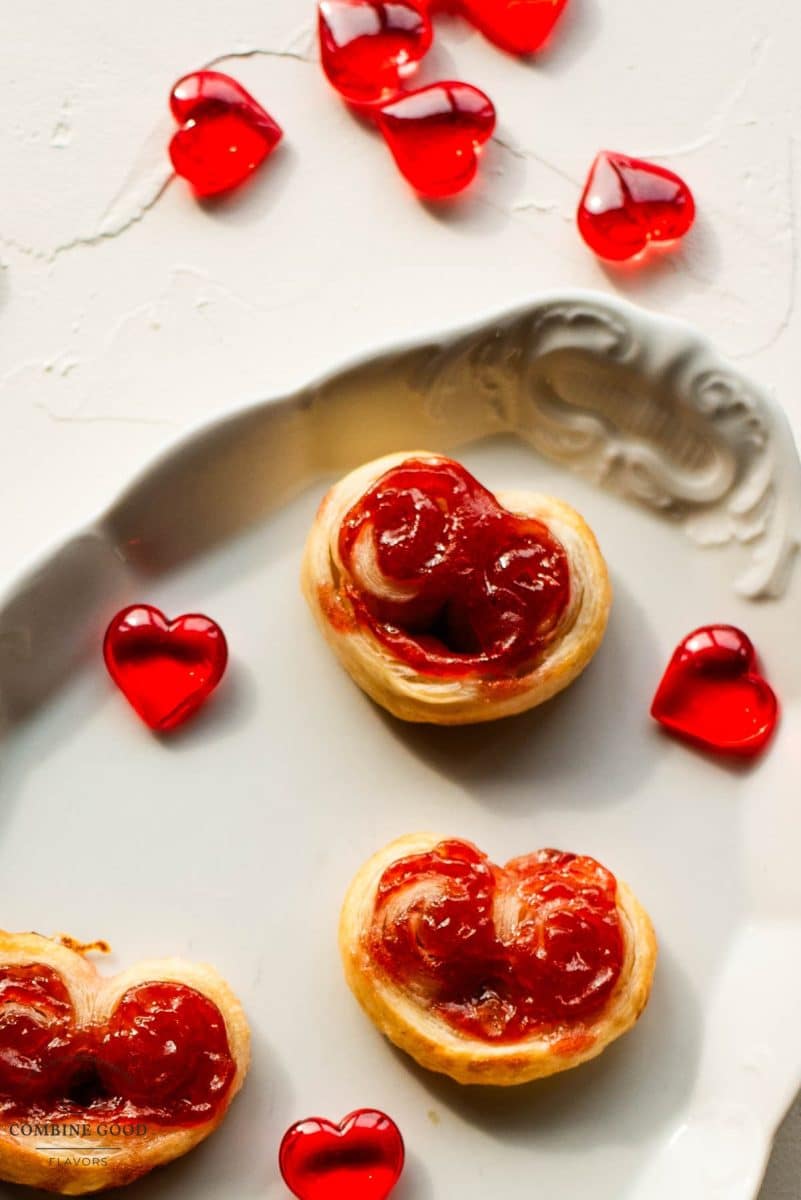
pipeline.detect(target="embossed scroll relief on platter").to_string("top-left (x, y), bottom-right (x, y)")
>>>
top-left (0, 298), bottom-right (800, 1200)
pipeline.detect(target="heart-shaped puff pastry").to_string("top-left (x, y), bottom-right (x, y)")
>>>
top-left (340, 835), bottom-right (656, 1085)
top-left (302, 452), bottom-right (611, 724)
top-left (0, 932), bottom-right (250, 1194)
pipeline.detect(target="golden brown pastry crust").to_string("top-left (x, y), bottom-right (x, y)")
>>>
top-left (302, 452), bottom-right (612, 724)
top-left (0, 931), bottom-right (250, 1195)
top-left (339, 834), bottom-right (657, 1086)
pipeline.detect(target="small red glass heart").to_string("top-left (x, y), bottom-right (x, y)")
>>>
top-left (319, 0), bottom-right (433, 105)
top-left (651, 625), bottom-right (778, 757)
top-left (279, 1109), bottom-right (404, 1200)
top-left (376, 81), bottom-right (496, 197)
top-left (458, 0), bottom-right (569, 54)
top-left (577, 150), bottom-right (695, 261)
top-left (169, 70), bottom-right (282, 196)
top-left (103, 604), bottom-right (228, 732)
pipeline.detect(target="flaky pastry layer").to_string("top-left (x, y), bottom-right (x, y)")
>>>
top-left (302, 452), bottom-right (612, 724)
top-left (339, 834), bottom-right (657, 1086)
top-left (0, 931), bottom-right (250, 1195)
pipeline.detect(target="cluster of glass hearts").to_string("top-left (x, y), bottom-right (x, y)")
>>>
top-left (314, 0), bottom-right (697, 233)
top-left (166, 1), bottom-right (697, 257)
top-left (314, 0), bottom-right (601, 199)
top-left (318, 0), bottom-right (498, 197)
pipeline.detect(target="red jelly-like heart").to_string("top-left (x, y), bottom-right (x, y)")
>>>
top-left (458, 0), bottom-right (569, 54)
top-left (279, 1109), bottom-right (405, 1200)
top-left (103, 604), bottom-right (228, 732)
top-left (376, 82), bottom-right (496, 197)
top-left (169, 70), bottom-right (283, 196)
top-left (319, 0), bottom-right (433, 105)
top-left (577, 151), bottom-right (695, 261)
top-left (651, 625), bottom-right (778, 757)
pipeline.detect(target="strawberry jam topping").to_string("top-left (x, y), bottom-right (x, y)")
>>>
top-left (369, 840), bottom-right (624, 1041)
top-left (0, 966), bottom-right (235, 1125)
top-left (337, 458), bottom-right (570, 677)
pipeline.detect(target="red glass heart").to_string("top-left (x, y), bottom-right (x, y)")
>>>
top-left (376, 82), bottom-right (496, 197)
top-left (577, 150), bottom-right (695, 261)
top-left (279, 1109), bottom-right (404, 1200)
top-left (651, 625), bottom-right (778, 757)
top-left (319, 0), bottom-right (433, 105)
top-left (0, 965), bottom-right (235, 1124)
top-left (169, 70), bottom-right (282, 196)
top-left (103, 604), bottom-right (228, 732)
top-left (458, 0), bottom-right (569, 54)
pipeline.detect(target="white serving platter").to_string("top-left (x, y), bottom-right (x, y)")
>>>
top-left (1, 292), bottom-right (800, 1200)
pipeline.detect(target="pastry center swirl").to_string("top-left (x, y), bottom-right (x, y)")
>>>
top-left (0, 965), bottom-right (235, 1126)
top-left (338, 458), bottom-right (571, 677)
top-left (368, 840), bottom-right (625, 1042)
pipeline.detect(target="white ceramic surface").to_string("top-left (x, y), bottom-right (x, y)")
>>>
top-left (0, 295), bottom-right (799, 1200)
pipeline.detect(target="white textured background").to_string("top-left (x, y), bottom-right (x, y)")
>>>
top-left (1, 2), bottom-right (799, 1193)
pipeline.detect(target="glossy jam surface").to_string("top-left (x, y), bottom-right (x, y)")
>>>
top-left (319, 0), bottom-right (432, 105)
top-left (338, 457), bottom-right (570, 677)
top-left (0, 966), bottom-right (74, 1103)
top-left (578, 151), bottom-right (695, 261)
top-left (458, 0), bottom-right (570, 54)
top-left (169, 70), bottom-right (282, 196)
top-left (651, 624), bottom-right (779, 757)
top-left (0, 967), bottom-right (235, 1125)
top-left (376, 83), bottom-right (496, 197)
top-left (369, 840), bottom-right (624, 1041)
top-left (280, 1108), bottom-right (404, 1200)
top-left (103, 604), bottom-right (228, 732)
